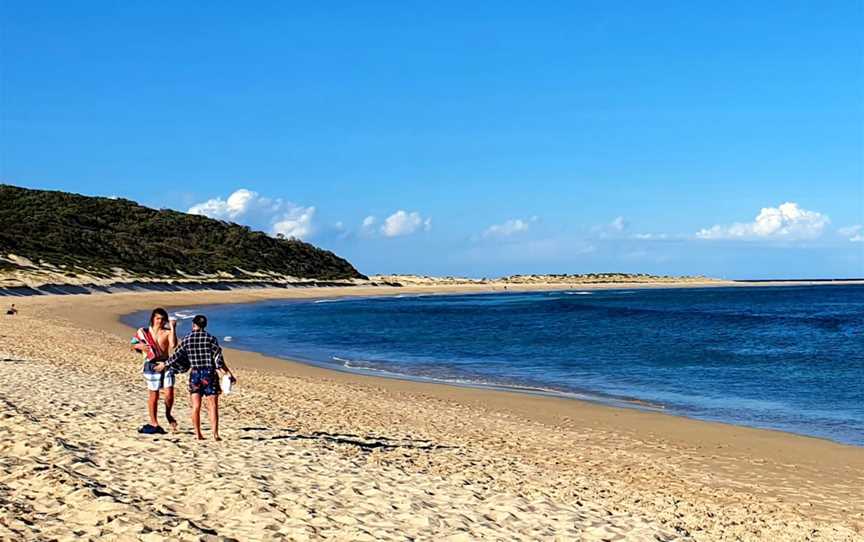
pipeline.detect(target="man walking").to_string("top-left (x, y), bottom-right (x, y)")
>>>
top-left (156, 315), bottom-right (236, 441)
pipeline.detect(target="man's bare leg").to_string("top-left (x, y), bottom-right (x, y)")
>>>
top-left (190, 393), bottom-right (204, 440)
top-left (147, 390), bottom-right (160, 427)
top-left (206, 395), bottom-right (220, 441)
top-left (164, 387), bottom-right (177, 431)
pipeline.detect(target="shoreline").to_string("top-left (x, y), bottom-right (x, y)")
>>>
top-left (3, 275), bottom-right (864, 298)
top-left (40, 283), bottom-right (864, 456)
top-left (4, 283), bottom-right (863, 539)
top-left (115, 282), bottom-right (863, 449)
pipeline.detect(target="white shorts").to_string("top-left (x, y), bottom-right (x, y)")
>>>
top-left (143, 369), bottom-right (175, 391)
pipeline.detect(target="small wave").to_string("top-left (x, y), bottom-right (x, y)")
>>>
top-left (223, 336), bottom-right (233, 342)
top-left (566, 291), bottom-right (593, 295)
top-left (333, 356), bottom-right (404, 376)
top-left (344, 361), bottom-right (386, 372)
top-left (314, 299), bottom-right (344, 304)
top-left (328, 356), bottom-right (665, 410)
top-left (172, 311), bottom-right (196, 320)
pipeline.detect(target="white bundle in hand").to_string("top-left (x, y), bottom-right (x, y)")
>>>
top-left (221, 374), bottom-right (234, 395)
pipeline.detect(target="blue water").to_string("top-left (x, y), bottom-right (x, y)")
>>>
top-left (124, 285), bottom-right (864, 446)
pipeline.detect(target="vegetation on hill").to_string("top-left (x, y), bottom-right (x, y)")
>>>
top-left (0, 184), bottom-right (365, 281)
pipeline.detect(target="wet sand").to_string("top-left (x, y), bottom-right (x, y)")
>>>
top-left (1, 284), bottom-right (862, 540)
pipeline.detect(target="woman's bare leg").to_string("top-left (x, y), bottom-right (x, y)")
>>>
top-left (147, 390), bottom-right (160, 427)
top-left (164, 387), bottom-right (177, 431)
top-left (190, 393), bottom-right (204, 440)
top-left (206, 395), bottom-right (220, 441)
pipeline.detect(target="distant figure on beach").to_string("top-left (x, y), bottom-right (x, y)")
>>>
top-left (6, 304), bottom-right (17, 315)
top-left (155, 314), bottom-right (236, 441)
top-left (131, 308), bottom-right (178, 434)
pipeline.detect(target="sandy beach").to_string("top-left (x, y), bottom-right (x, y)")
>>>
top-left (1, 284), bottom-right (862, 541)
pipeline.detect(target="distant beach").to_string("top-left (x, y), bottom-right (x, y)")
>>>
top-left (1, 283), bottom-right (862, 540)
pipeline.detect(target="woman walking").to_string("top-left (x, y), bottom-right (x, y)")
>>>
top-left (131, 307), bottom-right (178, 433)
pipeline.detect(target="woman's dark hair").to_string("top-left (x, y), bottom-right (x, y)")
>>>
top-left (192, 314), bottom-right (208, 329)
top-left (149, 308), bottom-right (169, 327)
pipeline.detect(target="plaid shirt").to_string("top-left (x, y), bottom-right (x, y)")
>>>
top-left (164, 330), bottom-right (225, 373)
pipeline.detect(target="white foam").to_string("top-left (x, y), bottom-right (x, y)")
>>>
top-left (328, 357), bottom-right (661, 410)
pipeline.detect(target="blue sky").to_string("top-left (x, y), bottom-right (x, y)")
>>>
top-left (2, 1), bottom-right (862, 278)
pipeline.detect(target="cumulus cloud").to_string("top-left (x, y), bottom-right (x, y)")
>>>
top-left (481, 217), bottom-right (538, 239)
top-left (188, 188), bottom-right (316, 240)
top-left (696, 202), bottom-right (829, 241)
top-left (380, 210), bottom-right (432, 237)
top-left (189, 189), bottom-right (260, 220)
top-left (272, 206), bottom-right (315, 239)
top-left (838, 225), bottom-right (864, 242)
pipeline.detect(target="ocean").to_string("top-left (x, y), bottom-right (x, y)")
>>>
top-left (124, 285), bottom-right (864, 446)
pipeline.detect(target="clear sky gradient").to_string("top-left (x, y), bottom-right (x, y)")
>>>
top-left (2, 2), bottom-right (862, 278)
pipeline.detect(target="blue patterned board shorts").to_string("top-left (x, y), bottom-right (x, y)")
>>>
top-left (142, 361), bottom-right (175, 391)
top-left (189, 369), bottom-right (220, 396)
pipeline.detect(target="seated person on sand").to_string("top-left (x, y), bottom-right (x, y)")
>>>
top-left (155, 314), bottom-right (236, 441)
top-left (6, 304), bottom-right (17, 315)
top-left (131, 308), bottom-right (178, 434)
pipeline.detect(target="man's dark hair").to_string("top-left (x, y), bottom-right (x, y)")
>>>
top-left (193, 314), bottom-right (208, 329)
top-left (149, 307), bottom-right (169, 327)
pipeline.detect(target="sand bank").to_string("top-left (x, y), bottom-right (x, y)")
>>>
top-left (1, 284), bottom-right (862, 540)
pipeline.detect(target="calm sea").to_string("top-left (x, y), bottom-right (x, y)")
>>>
top-left (124, 285), bottom-right (864, 446)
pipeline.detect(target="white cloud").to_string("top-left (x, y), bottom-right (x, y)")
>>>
top-left (697, 202), bottom-right (829, 241)
top-left (592, 216), bottom-right (629, 238)
top-left (189, 188), bottom-right (259, 220)
top-left (380, 210), bottom-right (431, 237)
top-left (272, 206), bottom-right (315, 239)
top-left (632, 233), bottom-right (670, 240)
top-left (188, 188), bottom-right (316, 240)
top-left (838, 225), bottom-right (864, 242)
top-left (482, 217), bottom-right (537, 238)
top-left (610, 216), bottom-right (627, 232)
top-left (593, 216), bottom-right (674, 242)
top-left (355, 215), bottom-right (378, 238)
